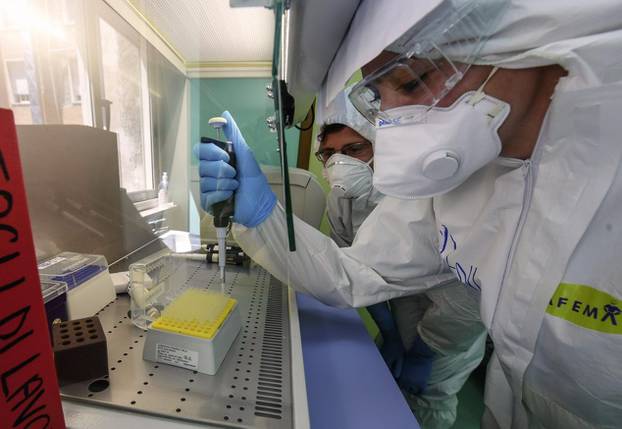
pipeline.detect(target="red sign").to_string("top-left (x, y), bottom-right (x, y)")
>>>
top-left (0, 109), bottom-right (66, 428)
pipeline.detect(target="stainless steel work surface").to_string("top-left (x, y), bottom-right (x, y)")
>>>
top-left (61, 261), bottom-right (293, 428)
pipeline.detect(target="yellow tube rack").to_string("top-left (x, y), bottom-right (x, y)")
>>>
top-left (151, 289), bottom-right (237, 340)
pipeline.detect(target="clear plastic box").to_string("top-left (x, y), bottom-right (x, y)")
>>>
top-left (128, 249), bottom-right (188, 329)
top-left (38, 252), bottom-right (107, 290)
top-left (41, 279), bottom-right (68, 303)
top-left (38, 252), bottom-right (115, 319)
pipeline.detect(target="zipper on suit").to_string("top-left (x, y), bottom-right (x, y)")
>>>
top-left (491, 159), bottom-right (533, 332)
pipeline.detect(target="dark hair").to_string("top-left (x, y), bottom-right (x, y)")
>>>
top-left (317, 123), bottom-right (347, 144)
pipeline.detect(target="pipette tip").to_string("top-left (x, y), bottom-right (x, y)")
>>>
top-left (220, 267), bottom-right (226, 293)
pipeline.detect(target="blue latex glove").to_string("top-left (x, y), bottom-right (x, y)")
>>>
top-left (380, 335), bottom-right (405, 379)
top-left (194, 111), bottom-right (277, 227)
top-left (367, 302), bottom-right (405, 378)
top-left (398, 335), bottom-right (436, 395)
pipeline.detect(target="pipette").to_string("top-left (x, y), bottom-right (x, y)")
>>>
top-left (203, 117), bottom-right (236, 294)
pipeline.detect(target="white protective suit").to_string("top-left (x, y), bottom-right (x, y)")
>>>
top-left (319, 88), bottom-right (488, 428)
top-left (234, 1), bottom-right (622, 427)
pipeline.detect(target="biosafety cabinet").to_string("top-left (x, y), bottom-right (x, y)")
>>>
top-left (17, 123), bottom-right (312, 428)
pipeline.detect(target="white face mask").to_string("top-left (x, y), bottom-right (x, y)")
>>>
top-left (324, 153), bottom-right (374, 198)
top-left (323, 154), bottom-right (382, 245)
top-left (373, 73), bottom-right (511, 199)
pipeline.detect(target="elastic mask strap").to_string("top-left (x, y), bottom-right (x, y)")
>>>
top-left (467, 66), bottom-right (510, 122)
top-left (468, 66), bottom-right (499, 106)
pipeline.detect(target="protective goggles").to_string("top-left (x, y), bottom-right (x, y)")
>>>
top-left (349, 0), bottom-right (508, 126)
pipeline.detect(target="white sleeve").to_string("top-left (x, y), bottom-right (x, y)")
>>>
top-left (233, 197), bottom-right (454, 308)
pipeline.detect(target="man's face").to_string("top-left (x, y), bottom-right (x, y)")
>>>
top-left (318, 126), bottom-right (373, 165)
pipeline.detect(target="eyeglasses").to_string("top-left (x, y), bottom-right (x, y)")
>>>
top-left (315, 140), bottom-right (373, 164)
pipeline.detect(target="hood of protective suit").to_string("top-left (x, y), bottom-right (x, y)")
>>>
top-left (315, 85), bottom-right (375, 151)
top-left (322, 0), bottom-right (622, 105)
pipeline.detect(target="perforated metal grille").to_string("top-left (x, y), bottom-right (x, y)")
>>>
top-left (255, 282), bottom-right (285, 419)
top-left (60, 262), bottom-right (293, 428)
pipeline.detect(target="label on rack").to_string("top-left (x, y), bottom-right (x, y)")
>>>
top-left (156, 343), bottom-right (199, 370)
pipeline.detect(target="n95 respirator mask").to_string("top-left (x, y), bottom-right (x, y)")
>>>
top-left (373, 90), bottom-right (510, 199)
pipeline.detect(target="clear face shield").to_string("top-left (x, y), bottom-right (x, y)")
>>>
top-left (349, 0), bottom-right (509, 126)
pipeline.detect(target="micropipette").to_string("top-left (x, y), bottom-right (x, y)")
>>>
top-left (203, 117), bottom-right (236, 294)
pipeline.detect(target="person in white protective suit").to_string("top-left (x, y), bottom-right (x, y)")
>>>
top-left (316, 87), bottom-right (381, 248)
top-left (317, 88), bottom-right (487, 429)
top-left (195, 0), bottom-right (622, 427)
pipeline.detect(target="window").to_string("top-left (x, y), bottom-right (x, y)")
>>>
top-left (61, 0), bottom-right (78, 25)
top-left (98, 16), bottom-right (153, 193)
top-left (0, 0), bottom-right (175, 197)
top-left (0, 6), bottom-right (21, 30)
top-left (5, 60), bottom-right (30, 105)
top-left (64, 55), bottom-right (81, 104)
top-left (0, 0), bottom-right (89, 125)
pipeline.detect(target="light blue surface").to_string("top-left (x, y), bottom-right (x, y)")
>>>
top-left (297, 293), bottom-right (420, 429)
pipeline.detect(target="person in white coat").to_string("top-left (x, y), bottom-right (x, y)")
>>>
top-left (195, 0), bottom-right (622, 427)
top-left (317, 88), bottom-right (487, 429)
top-left (316, 88), bottom-right (381, 248)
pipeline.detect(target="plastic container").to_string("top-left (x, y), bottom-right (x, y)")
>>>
top-left (38, 252), bottom-right (106, 290)
top-left (143, 288), bottom-right (241, 375)
top-left (40, 279), bottom-right (68, 334)
top-left (129, 249), bottom-right (183, 330)
top-left (39, 252), bottom-right (115, 319)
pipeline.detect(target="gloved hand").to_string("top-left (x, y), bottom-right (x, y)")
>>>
top-left (367, 302), bottom-right (405, 378)
top-left (379, 334), bottom-right (405, 379)
top-left (194, 111), bottom-right (277, 227)
top-left (398, 335), bottom-right (436, 395)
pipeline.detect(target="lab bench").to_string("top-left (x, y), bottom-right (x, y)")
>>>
top-left (60, 262), bottom-right (418, 428)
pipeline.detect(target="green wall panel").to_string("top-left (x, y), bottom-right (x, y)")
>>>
top-left (190, 78), bottom-right (299, 167)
